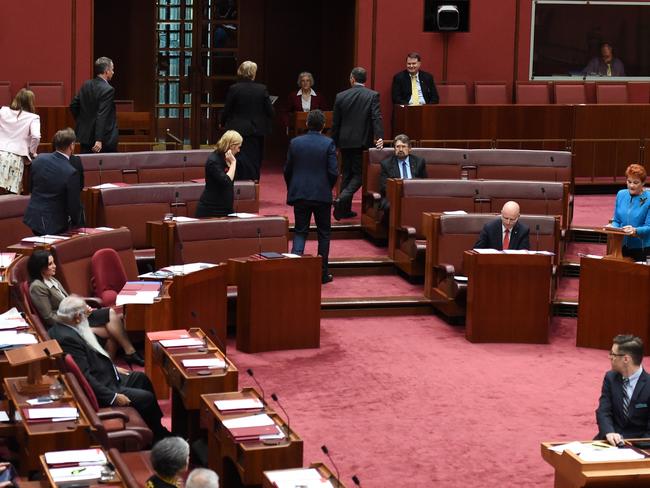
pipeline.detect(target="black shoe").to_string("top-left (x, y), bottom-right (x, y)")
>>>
top-left (322, 274), bottom-right (334, 284)
top-left (124, 351), bottom-right (145, 367)
top-left (332, 199), bottom-right (342, 221)
top-left (345, 211), bottom-right (358, 218)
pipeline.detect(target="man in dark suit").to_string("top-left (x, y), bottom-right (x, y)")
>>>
top-left (391, 52), bottom-right (439, 105)
top-left (23, 128), bottom-right (85, 235)
top-left (221, 60), bottom-right (274, 181)
top-left (474, 201), bottom-right (530, 250)
top-left (49, 296), bottom-right (169, 442)
top-left (70, 56), bottom-right (118, 154)
top-left (596, 334), bottom-right (650, 445)
top-left (285, 110), bottom-right (338, 284)
top-left (331, 67), bottom-right (384, 221)
top-left (379, 134), bottom-right (427, 213)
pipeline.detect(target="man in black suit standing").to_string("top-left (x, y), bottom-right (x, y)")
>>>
top-left (70, 56), bottom-right (118, 154)
top-left (391, 52), bottom-right (439, 106)
top-left (596, 335), bottom-right (650, 445)
top-left (285, 110), bottom-right (338, 284)
top-left (379, 134), bottom-right (427, 213)
top-left (49, 296), bottom-right (169, 442)
top-left (474, 201), bottom-right (530, 250)
top-left (331, 67), bottom-right (384, 221)
top-left (23, 128), bottom-right (84, 235)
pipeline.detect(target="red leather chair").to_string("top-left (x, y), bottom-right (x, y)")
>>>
top-left (64, 355), bottom-right (153, 450)
top-left (596, 83), bottom-right (628, 104)
top-left (554, 84), bottom-right (587, 104)
top-left (474, 82), bottom-right (509, 104)
top-left (91, 248), bottom-right (128, 307)
top-left (437, 83), bottom-right (468, 104)
top-left (516, 82), bottom-right (551, 104)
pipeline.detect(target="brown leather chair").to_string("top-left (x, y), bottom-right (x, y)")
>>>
top-left (515, 82), bottom-right (551, 104)
top-left (172, 216), bottom-right (289, 265)
top-left (423, 212), bottom-right (560, 318)
top-left (108, 448), bottom-right (154, 488)
top-left (437, 82), bottom-right (468, 104)
top-left (7, 256), bottom-right (50, 341)
top-left (474, 82), bottom-right (509, 104)
top-left (554, 83), bottom-right (587, 104)
top-left (78, 153), bottom-right (134, 187)
top-left (0, 195), bottom-right (32, 250)
top-left (596, 83), bottom-right (628, 104)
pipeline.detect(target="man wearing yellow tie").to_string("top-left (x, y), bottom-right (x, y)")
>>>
top-left (582, 42), bottom-right (626, 77)
top-left (391, 52), bottom-right (439, 106)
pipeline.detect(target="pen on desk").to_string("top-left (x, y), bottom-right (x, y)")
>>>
top-left (71, 467), bottom-right (86, 475)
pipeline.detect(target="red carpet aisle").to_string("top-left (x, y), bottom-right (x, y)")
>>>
top-left (571, 195), bottom-right (614, 227)
top-left (223, 315), bottom-right (608, 487)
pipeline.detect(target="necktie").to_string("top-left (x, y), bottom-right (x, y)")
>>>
top-left (607, 63), bottom-right (612, 76)
top-left (622, 377), bottom-right (630, 418)
top-left (401, 161), bottom-right (410, 179)
top-left (503, 229), bottom-right (510, 250)
top-left (411, 75), bottom-right (420, 105)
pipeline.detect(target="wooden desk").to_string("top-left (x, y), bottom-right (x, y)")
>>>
top-left (263, 463), bottom-right (344, 488)
top-left (3, 373), bottom-right (91, 474)
top-left (464, 251), bottom-right (552, 343)
top-left (153, 328), bottom-right (238, 440)
top-left (289, 111), bottom-right (333, 137)
top-left (229, 255), bottom-right (321, 353)
top-left (201, 388), bottom-right (303, 486)
top-left (577, 257), bottom-right (650, 353)
top-left (39, 447), bottom-right (126, 488)
top-left (541, 440), bottom-right (650, 487)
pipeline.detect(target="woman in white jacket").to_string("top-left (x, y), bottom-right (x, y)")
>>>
top-left (0, 89), bottom-right (40, 193)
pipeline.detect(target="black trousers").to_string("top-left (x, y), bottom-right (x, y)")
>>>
top-left (623, 246), bottom-right (649, 262)
top-left (337, 147), bottom-right (363, 214)
top-left (118, 371), bottom-right (166, 439)
top-left (236, 135), bottom-right (264, 181)
top-left (292, 200), bottom-right (331, 277)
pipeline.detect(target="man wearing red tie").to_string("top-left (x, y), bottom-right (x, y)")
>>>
top-left (474, 201), bottom-right (530, 250)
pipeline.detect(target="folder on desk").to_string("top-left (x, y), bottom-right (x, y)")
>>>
top-left (0, 331), bottom-right (38, 348)
top-left (49, 464), bottom-right (104, 486)
top-left (45, 448), bottom-right (107, 466)
top-left (182, 358), bottom-right (226, 369)
top-left (159, 338), bottom-right (204, 348)
top-left (260, 252), bottom-right (284, 259)
top-left (147, 329), bottom-right (190, 341)
top-left (116, 281), bottom-right (161, 305)
top-left (214, 398), bottom-right (264, 412)
top-left (0, 308), bottom-right (29, 330)
top-left (23, 407), bottom-right (78, 423)
top-left (222, 413), bottom-right (282, 440)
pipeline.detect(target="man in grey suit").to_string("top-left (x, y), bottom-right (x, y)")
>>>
top-left (70, 56), bottom-right (118, 154)
top-left (331, 67), bottom-right (384, 221)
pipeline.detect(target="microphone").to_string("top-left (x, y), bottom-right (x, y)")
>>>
top-left (173, 191), bottom-right (180, 218)
top-left (541, 186), bottom-right (549, 216)
top-left (535, 224), bottom-right (540, 251)
top-left (43, 347), bottom-right (51, 357)
top-left (98, 159), bottom-right (103, 185)
top-left (473, 188), bottom-right (480, 213)
top-left (257, 227), bottom-right (262, 255)
top-left (246, 368), bottom-right (266, 404)
top-left (270, 393), bottom-right (291, 440)
top-left (235, 186), bottom-right (241, 215)
top-left (352, 475), bottom-right (362, 487)
top-left (193, 318), bottom-right (228, 373)
top-left (182, 156), bottom-right (187, 182)
top-left (321, 445), bottom-right (341, 487)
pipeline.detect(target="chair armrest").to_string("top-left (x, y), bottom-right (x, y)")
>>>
top-left (362, 191), bottom-right (382, 212)
top-left (97, 409), bottom-right (130, 422)
top-left (106, 429), bottom-right (145, 448)
top-left (84, 297), bottom-right (103, 308)
top-left (433, 263), bottom-right (456, 285)
top-left (398, 226), bottom-right (417, 238)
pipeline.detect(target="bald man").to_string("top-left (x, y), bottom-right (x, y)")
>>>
top-left (474, 201), bottom-right (530, 250)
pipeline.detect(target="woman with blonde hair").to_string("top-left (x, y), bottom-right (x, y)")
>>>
top-left (196, 130), bottom-right (242, 217)
top-left (0, 89), bottom-right (40, 193)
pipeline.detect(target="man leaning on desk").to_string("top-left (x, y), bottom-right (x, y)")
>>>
top-left (474, 201), bottom-right (530, 250)
top-left (596, 334), bottom-right (650, 446)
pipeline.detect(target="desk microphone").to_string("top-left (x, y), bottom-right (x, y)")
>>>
top-left (473, 187), bottom-right (480, 213)
top-left (173, 191), bottom-right (180, 218)
top-left (200, 321), bottom-right (228, 373)
top-left (43, 347), bottom-right (51, 357)
top-left (541, 186), bottom-right (549, 216)
top-left (320, 445), bottom-right (341, 488)
top-left (98, 159), bottom-right (103, 186)
top-left (352, 475), bottom-right (362, 487)
top-left (246, 368), bottom-right (266, 404)
top-left (535, 224), bottom-right (540, 251)
top-left (270, 393), bottom-right (291, 440)
top-left (235, 187), bottom-right (241, 215)
top-left (182, 155), bottom-right (187, 182)
top-left (257, 227), bottom-right (262, 255)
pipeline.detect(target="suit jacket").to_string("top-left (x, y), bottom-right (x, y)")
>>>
top-left (379, 154), bottom-right (427, 197)
top-left (70, 77), bottom-right (118, 149)
top-left (474, 218), bottom-right (530, 250)
top-left (23, 151), bottom-right (84, 235)
top-left (284, 131), bottom-right (338, 205)
top-left (391, 70), bottom-right (439, 105)
top-left (69, 154), bottom-right (85, 191)
top-left (332, 84), bottom-right (384, 149)
top-left (221, 79), bottom-right (274, 137)
top-left (29, 278), bottom-right (68, 327)
top-left (596, 369), bottom-right (650, 439)
top-left (196, 151), bottom-right (234, 217)
top-left (48, 322), bottom-right (120, 407)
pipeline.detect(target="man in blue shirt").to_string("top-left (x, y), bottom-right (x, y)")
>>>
top-left (378, 134), bottom-right (427, 213)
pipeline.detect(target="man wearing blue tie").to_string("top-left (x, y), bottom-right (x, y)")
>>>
top-left (378, 134), bottom-right (427, 213)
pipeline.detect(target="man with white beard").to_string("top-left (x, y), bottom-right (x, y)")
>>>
top-left (49, 295), bottom-right (169, 443)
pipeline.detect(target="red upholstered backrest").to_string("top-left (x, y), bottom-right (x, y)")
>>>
top-left (554, 84), bottom-right (587, 105)
top-left (596, 84), bottom-right (628, 104)
top-left (25, 81), bottom-right (65, 105)
top-left (91, 248), bottom-right (128, 307)
top-left (516, 83), bottom-right (551, 104)
top-left (474, 82), bottom-right (509, 104)
top-left (0, 82), bottom-right (11, 106)
top-left (437, 83), bottom-right (468, 104)
top-left (64, 354), bottom-right (100, 411)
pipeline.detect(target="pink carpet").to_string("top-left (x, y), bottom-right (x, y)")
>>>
top-left (321, 274), bottom-right (422, 299)
top-left (304, 239), bottom-right (387, 259)
top-left (556, 277), bottom-right (579, 300)
top-left (221, 315), bottom-right (607, 487)
top-left (564, 242), bottom-right (606, 261)
top-left (570, 195), bottom-right (614, 228)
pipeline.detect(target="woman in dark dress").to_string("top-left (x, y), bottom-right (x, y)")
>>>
top-left (195, 130), bottom-right (241, 217)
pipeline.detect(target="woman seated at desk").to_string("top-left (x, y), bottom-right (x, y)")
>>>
top-left (610, 163), bottom-right (650, 261)
top-left (27, 250), bottom-right (144, 366)
top-left (195, 130), bottom-right (241, 218)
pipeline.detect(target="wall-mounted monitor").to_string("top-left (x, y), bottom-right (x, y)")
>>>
top-left (424, 0), bottom-right (470, 32)
top-left (530, 1), bottom-right (650, 79)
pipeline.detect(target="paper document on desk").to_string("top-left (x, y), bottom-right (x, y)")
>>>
top-left (265, 468), bottom-right (334, 488)
top-left (502, 249), bottom-right (529, 254)
top-left (579, 448), bottom-right (645, 462)
top-left (223, 413), bottom-right (275, 429)
top-left (21, 235), bottom-right (68, 245)
top-left (0, 331), bottom-right (38, 346)
top-left (160, 338), bottom-right (204, 348)
top-left (0, 308), bottom-right (29, 330)
top-left (25, 407), bottom-right (78, 420)
top-left (49, 464), bottom-right (103, 486)
top-left (0, 252), bottom-right (15, 267)
top-left (45, 448), bottom-right (107, 466)
top-left (161, 263), bottom-right (217, 275)
top-left (0, 411), bottom-right (9, 422)
top-left (228, 212), bottom-right (258, 219)
top-left (215, 398), bottom-right (264, 412)
top-left (116, 281), bottom-right (161, 305)
top-left (443, 210), bottom-right (468, 215)
top-left (171, 216), bottom-right (198, 222)
top-left (472, 248), bottom-right (500, 254)
top-left (182, 358), bottom-right (226, 369)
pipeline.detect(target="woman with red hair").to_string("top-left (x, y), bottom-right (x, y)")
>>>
top-left (611, 164), bottom-right (650, 261)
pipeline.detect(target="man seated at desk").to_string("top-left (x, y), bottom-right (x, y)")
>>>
top-left (49, 296), bottom-right (170, 443)
top-left (379, 134), bottom-right (427, 215)
top-left (582, 42), bottom-right (625, 77)
top-left (596, 334), bottom-right (650, 446)
top-left (474, 201), bottom-right (530, 250)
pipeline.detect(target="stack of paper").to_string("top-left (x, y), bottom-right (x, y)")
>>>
top-left (161, 263), bottom-right (216, 275)
top-left (215, 398), bottom-right (264, 412)
top-left (49, 465), bottom-right (104, 486)
top-left (159, 338), bottom-right (204, 348)
top-left (24, 407), bottom-right (78, 422)
top-left (45, 448), bottom-right (107, 466)
top-left (472, 248), bottom-right (501, 254)
top-left (228, 212), bottom-right (258, 219)
top-left (21, 235), bottom-right (68, 245)
top-left (0, 252), bottom-right (16, 268)
top-left (579, 448), bottom-right (645, 462)
top-left (222, 413), bottom-right (283, 441)
top-left (265, 468), bottom-right (333, 488)
top-left (0, 411), bottom-right (10, 422)
top-left (171, 216), bottom-right (198, 222)
top-left (0, 308), bottom-right (29, 330)
top-left (146, 329), bottom-right (190, 342)
top-left (182, 358), bottom-right (226, 369)
top-left (116, 281), bottom-right (161, 305)
top-left (0, 330), bottom-right (38, 348)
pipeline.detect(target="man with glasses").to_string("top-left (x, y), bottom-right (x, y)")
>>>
top-left (596, 334), bottom-right (650, 446)
top-left (474, 201), bottom-right (530, 250)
